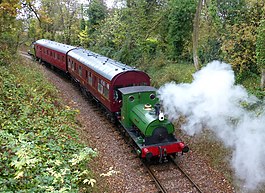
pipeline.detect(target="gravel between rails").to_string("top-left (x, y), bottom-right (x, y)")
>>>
top-left (28, 57), bottom-right (236, 193)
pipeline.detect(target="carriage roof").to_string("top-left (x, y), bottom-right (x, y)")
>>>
top-left (35, 39), bottom-right (76, 54)
top-left (68, 48), bottom-right (138, 81)
top-left (36, 39), bottom-right (141, 81)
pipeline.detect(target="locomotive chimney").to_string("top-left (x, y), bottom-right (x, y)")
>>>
top-left (154, 103), bottom-right (160, 116)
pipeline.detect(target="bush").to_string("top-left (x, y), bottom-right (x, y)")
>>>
top-left (146, 62), bottom-right (195, 88)
top-left (0, 58), bottom-right (97, 192)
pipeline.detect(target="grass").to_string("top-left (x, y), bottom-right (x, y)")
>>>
top-left (239, 72), bottom-right (265, 99)
top-left (140, 58), bottom-right (196, 88)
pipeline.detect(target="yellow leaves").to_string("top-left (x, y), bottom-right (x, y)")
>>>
top-left (14, 171), bottom-right (24, 179)
top-left (69, 147), bottom-right (97, 166)
top-left (38, 9), bottom-right (53, 24)
top-left (54, 159), bottom-right (62, 166)
top-left (221, 22), bottom-right (257, 75)
top-left (100, 167), bottom-right (120, 177)
top-left (83, 178), bottom-right (96, 187)
top-left (46, 167), bottom-right (70, 184)
top-left (0, 0), bottom-right (20, 17)
top-left (11, 144), bottom-right (39, 171)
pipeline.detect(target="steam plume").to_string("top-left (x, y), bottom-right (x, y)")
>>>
top-left (158, 61), bottom-right (265, 190)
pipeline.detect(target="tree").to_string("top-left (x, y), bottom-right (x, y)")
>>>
top-left (208, 0), bottom-right (264, 82)
top-left (22, 0), bottom-right (82, 44)
top-left (86, 0), bottom-right (107, 34)
top-left (21, 0), bottom-right (54, 39)
top-left (257, 19), bottom-right (265, 89)
top-left (0, 0), bottom-right (20, 65)
top-left (167, 0), bottom-right (197, 60)
top-left (192, 0), bottom-right (203, 70)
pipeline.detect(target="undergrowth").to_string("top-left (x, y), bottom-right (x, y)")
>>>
top-left (0, 57), bottom-right (97, 192)
top-left (139, 57), bottom-right (195, 88)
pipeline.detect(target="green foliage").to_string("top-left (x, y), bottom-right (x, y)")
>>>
top-left (86, 0), bottom-right (150, 65)
top-left (19, 0), bottom-right (265, 97)
top-left (91, 0), bottom-right (197, 64)
top-left (23, 0), bottom-right (82, 45)
top-left (0, 58), bottom-right (97, 192)
top-left (146, 61), bottom-right (196, 87)
top-left (0, 0), bottom-right (20, 66)
top-left (221, 23), bottom-right (258, 76)
top-left (210, 0), bottom-right (247, 26)
top-left (90, 10), bottom-right (126, 56)
top-left (208, 0), bottom-right (263, 78)
top-left (239, 71), bottom-right (265, 98)
top-left (166, 0), bottom-right (197, 60)
top-left (77, 0), bottom-right (108, 48)
top-left (79, 26), bottom-right (91, 48)
top-left (86, 0), bottom-right (107, 31)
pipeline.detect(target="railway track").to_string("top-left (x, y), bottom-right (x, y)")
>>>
top-left (142, 156), bottom-right (204, 193)
top-left (19, 51), bottom-right (33, 60)
top-left (21, 52), bottom-right (204, 192)
top-left (81, 93), bottom-right (204, 193)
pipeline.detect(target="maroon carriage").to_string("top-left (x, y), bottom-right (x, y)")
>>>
top-left (34, 39), bottom-right (76, 72)
top-left (67, 48), bottom-right (151, 115)
top-left (34, 39), bottom-right (151, 117)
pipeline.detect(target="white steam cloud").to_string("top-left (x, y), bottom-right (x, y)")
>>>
top-left (158, 61), bottom-right (265, 190)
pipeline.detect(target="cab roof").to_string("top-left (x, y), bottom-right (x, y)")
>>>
top-left (119, 86), bottom-right (156, 95)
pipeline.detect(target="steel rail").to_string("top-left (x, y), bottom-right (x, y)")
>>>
top-left (19, 51), bottom-right (33, 60)
top-left (169, 156), bottom-right (204, 193)
top-left (142, 161), bottom-right (168, 193)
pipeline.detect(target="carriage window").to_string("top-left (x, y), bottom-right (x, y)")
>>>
top-left (98, 79), bottom-right (104, 94)
top-left (71, 61), bottom-right (74, 70)
top-left (88, 72), bottom-right (92, 85)
top-left (103, 87), bottom-right (109, 98)
top-left (68, 60), bottom-right (71, 69)
top-left (78, 66), bottom-right (82, 76)
top-left (103, 83), bottom-right (109, 98)
top-left (74, 63), bottom-right (77, 71)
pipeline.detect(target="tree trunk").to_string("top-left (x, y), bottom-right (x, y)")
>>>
top-left (261, 68), bottom-right (265, 89)
top-left (192, 0), bottom-right (203, 71)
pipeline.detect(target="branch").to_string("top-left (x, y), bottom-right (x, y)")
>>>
top-left (22, 1), bottom-right (42, 28)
